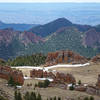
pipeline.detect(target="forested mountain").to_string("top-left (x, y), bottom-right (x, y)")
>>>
top-left (29, 18), bottom-right (73, 37)
top-left (0, 18), bottom-right (100, 60)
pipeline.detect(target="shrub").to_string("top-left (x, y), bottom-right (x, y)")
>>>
top-left (90, 96), bottom-right (94, 100)
top-left (69, 85), bottom-right (74, 90)
top-left (84, 97), bottom-right (89, 100)
top-left (37, 80), bottom-right (50, 88)
top-left (78, 80), bottom-right (81, 85)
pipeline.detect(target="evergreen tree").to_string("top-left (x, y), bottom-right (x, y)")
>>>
top-left (69, 85), bottom-right (74, 90)
top-left (90, 96), bottom-right (94, 100)
top-left (58, 97), bottom-right (61, 100)
top-left (30, 92), bottom-right (36, 100)
top-left (54, 96), bottom-right (56, 100)
top-left (78, 80), bottom-right (81, 85)
top-left (8, 76), bottom-right (15, 86)
top-left (44, 80), bottom-right (50, 88)
top-left (24, 92), bottom-right (30, 100)
top-left (17, 92), bottom-right (22, 100)
top-left (37, 93), bottom-right (42, 100)
top-left (84, 97), bottom-right (89, 100)
top-left (14, 91), bottom-right (18, 100)
top-left (50, 97), bottom-right (52, 100)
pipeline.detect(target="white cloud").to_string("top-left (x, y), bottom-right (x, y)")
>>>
top-left (0, 0), bottom-right (100, 2)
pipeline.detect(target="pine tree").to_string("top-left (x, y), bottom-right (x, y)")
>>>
top-left (54, 96), bottom-right (56, 100)
top-left (14, 91), bottom-right (18, 100)
top-left (78, 80), bottom-right (81, 85)
top-left (58, 97), bottom-right (61, 100)
top-left (90, 96), bottom-right (94, 100)
top-left (37, 93), bottom-right (42, 100)
top-left (50, 97), bottom-right (52, 100)
top-left (17, 92), bottom-right (22, 100)
top-left (84, 97), bottom-right (89, 100)
top-left (8, 76), bottom-right (15, 86)
top-left (24, 92), bottom-right (30, 100)
top-left (30, 92), bottom-right (36, 100)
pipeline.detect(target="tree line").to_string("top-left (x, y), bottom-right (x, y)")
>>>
top-left (0, 53), bottom-right (46, 66)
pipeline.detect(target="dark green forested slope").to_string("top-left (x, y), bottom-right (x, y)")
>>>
top-left (20, 27), bottom-right (100, 58)
top-left (6, 54), bottom-right (46, 66)
top-left (38, 27), bottom-right (98, 58)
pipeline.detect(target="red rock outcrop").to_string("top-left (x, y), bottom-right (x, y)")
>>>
top-left (30, 69), bottom-right (55, 79)
top-left (45, 50), bottom-right (87, 66)
top-left (91, 55), bottom-right (100, 63)
top-left (55, 72), bottom-right (76, 84)
top-left (30, 69), bottom-right (76, 84)
top-left (0, 66), bottom-right (24, 85)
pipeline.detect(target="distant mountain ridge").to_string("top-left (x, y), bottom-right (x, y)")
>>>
top-left (0, 17), bottom-right (100, 60)
top-left (0, 28), bottom-right (44, 60)
top-left (29, 18), bottom-right (73, 37)
top-left (0, 21), bottom-right (38, 31)
top-left (29, 18), bottom-right (93, 37)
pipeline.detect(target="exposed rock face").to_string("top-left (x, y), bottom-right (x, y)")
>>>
top-left (30, 69), bottom-right (76, 84)
top-left (83, 28), bottom-right (100, 48)
top-left (91, 55), bottom-right (100, 63)
top-left (30, 69), bottom-right (55, 79)
top-left (55, 72), bottom-right (76, 84)
top-left (0, 66), bottom-right (24, 85)
top-left (45, 50), bottom-right (87, 66)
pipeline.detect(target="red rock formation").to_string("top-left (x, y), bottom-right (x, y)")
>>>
top-left (91, 55), bottom-right (100, 63)
top-left (0, 66), bottom-right (24, 85)
top-left (45, 50), bottom-right (87, 66)
top-left (30, 69), bottom-right (76, 84)
top-left (55, 72), bottom-right (76, 84)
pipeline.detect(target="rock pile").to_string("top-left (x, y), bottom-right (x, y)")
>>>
top-left (0, 66), bottom-right (24, 85)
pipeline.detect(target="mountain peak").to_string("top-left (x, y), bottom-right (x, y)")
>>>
top-left (29, 18), bottom-right (73, 37)
top-left (54, 17), bottom-right (72, 24)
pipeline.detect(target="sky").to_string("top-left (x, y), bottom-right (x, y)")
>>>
top-left (0, 0), bottom-right (100, 2)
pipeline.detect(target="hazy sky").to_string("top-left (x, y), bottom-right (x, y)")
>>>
top-left (0, 0), bottom-right (100, 2)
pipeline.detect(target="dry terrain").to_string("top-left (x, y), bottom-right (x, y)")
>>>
top-left (19, 62), bottom-right (100, 85)
top-left (1, 62), bottom-right (100, 100)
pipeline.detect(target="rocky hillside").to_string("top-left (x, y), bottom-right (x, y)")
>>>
top-left (29, 18), bottom-right (73, 37)
top-left (29, 18), bottom-right (92, 37)
top-left (0, 28), bottom-right (44, 60)
top-left (83, 28), bottom-right (100, 48)
top-left (45, 50), bottom-right (88, 66)
top-left (0, 18), bottom-right (100, 60)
